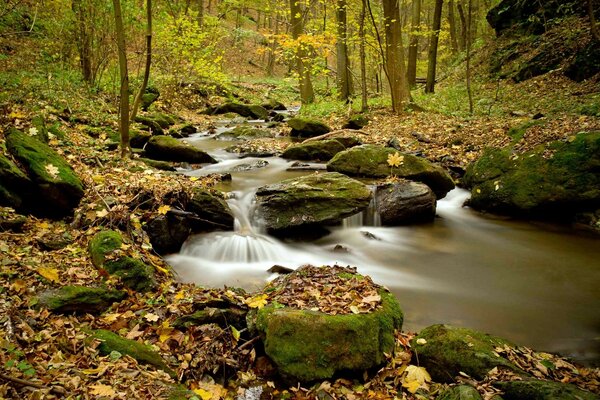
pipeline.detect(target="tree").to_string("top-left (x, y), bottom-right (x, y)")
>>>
top-left (359, 0), bottom-right (368, 112)
top-left (425, 0), bottom-right (443, 93)
top-left (381, 0), bottom-right (410, 113)
top-left (289, 0), bottom-right (314, 104)
top-left (448, 0), bottom-right (459, 54)
top-left (335, 0), bottom-right (352, 101)
top-left (407, 0), bottom-right (421, 88)
top-left (466, 0), bottom-right (473, 114)
top-left (130, 0), bottom-right (152, 123)
top-left (112, 0), bottom-right (130, 158)
top-left (589, 0), bottom-right (599, 42)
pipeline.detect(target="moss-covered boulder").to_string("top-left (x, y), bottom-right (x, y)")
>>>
top-left (463, 132), bottom-right (600, 217)
top-left (203, 103), bottom-right (269, 120)
top-left (493, 379), bottom-right (599, 400)
top-left (30, 116), bottom-right (50, 143)
top-left (89, 230), bottom-right (156, 292)
top-left (134, 115), bottom-right (164, 135)
top-left (130, 129), bottom-right (152, 148)
top-left (144, 135), bottom-right (217, 164)
top-left (139, 158), bottom-right (176, 172)
top-left (437, 385), bottom-right (484, 400)
top-left (5, 128), bottom-right (84, 218)
top-left (141, 87), bottom-right (160, 111)
top-left (411, 325), bottom-right (521, 383)
top-left (375, 180), bottom-right (436, 225)
top-left (216, 125), bottom-right (275, 141)
top-left (0, 152), bottom-right (33, 211)
top-left (342, 114), bottom-right (368, 130)
top-left (91, 329), bottom-right (174, 377)
top-left (37, 285), bottom-right (126, 314)
top-left (327, 145), bottom-right (455, 198)
top-left (254, 172), bottom-right (372, 236)
top-left (187, 188), bottom-right (235, 231)
top-left (252, 267), bottom-right (403, 382)
top-left (261, 99), bottom-right (287, 111)
top-left (281, 139), bottom-right (348, 162)
top-left (288, 117), bottom-right (331, 138)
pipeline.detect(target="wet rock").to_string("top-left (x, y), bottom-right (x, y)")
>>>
top-left (332, 244), bottom-right (349, 253)
top-left (267, 265), bottom-right (294, 274)
top-left (145, 213), bottom-right (192, 255)
top-left (37, 285), bottom-right (126, 314)
top-left (217, 125), bottom-right (275, 140)
top-left (187, 188), bottom-right (235, 231)
top-left (144, 135), bottom-right (217, 164)
top-left (282, 139), bottom-right (346, 162)
top-left (203, 102), bottom-right (269, 120)
top-left (411, 324), bottom-right (520, 383)
top-left (129, 129), bottom-right (152, 148)
top-left (463, 131), bottom-right (600, 217)
top-left (437, 385), bottom-right (483, 400)
top-left (89, 230), bottom-right (157, 292)
top-left (493, 379), bottom-right (599, 400)
top-left (286, 162), bottom-right (327, 172)
top-left (327, 144), bottom-right (455, 198)
top-left (375, 180), bottom-right (436, 225)
top-left (5, 128), bottom-right (84, 218)
top-left (229, 160), bottom-right (269, 172)
top-left (255, 172), bottom-right (372, 236)
top-left (288, 117), bottom-right (331, 138)
top-left (361, 231), bottom-right (380, 240)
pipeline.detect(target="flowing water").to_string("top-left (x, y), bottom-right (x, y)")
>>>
top-left (167, 125), bottom-right (600, 365)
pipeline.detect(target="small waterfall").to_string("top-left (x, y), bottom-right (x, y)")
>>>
top-left (343, 186), bottom-right (381, 228)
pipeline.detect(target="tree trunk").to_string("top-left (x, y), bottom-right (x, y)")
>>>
top-left (198, 0), bottom-right (204, 27)
top-left (72, 0), bottom-right (93, 83)
top-left (130, 0), bottom-right (152, 124)
top-left (407, 0), bottom-right (421, 88)
top-left (290, 0), bottom-right (314, 104)
top-left (589, 0), bottom-right (600, 42)
top-left (112, 0), bottom-right (130, 158)
top-left (425, 0), bottom-right (443, 93)
top-left (359, 0), bottom-right (368, 112)
top-left (382, 0), bottom-right (410, 113)
top-left (466, 0), bottom-right (473, 114)
top-left (336, 0), bottom-right (352, 100)
top-left (448, 0), bottom-right (458, 54)
top-left (457, 0), bottom-right (467, 51)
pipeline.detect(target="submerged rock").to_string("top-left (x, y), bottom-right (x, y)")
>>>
top-left (375, 180), bottom-right (436, 225)
top-left (463, 131), bottom-right (600, 217)
top-left (254, 172), bottom-right (372, 236)
top-left (287, 117), bottom-right (331, 138)
top-left (327, 144), bottom-right (455, 198)
top-left (144, 135), bottom-right (217, 164)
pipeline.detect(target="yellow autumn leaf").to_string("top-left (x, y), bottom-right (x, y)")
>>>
top-left (387, 152), bottom-right (404, 168)
top-left (144, 312), bottom-right (160, 322)
top-left (402, 365), bottom-right (431, 394)
top-left (37, 266), bottom-right (60, 283)
top-left (89, 384), bottom-right (117, 398)
top-left (157, 205), bottom-right (171, 215)
top-left (193, 388), bottom-right (213, 400)
top-left (245, 294), bottom-right (268, 309)
top-left (158, 321), bottom-right (174, 343)
top-left (174, 290), bottom-right (185, 301)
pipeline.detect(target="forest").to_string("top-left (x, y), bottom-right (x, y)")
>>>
top-left (1, 0), bottom-right (600, 399)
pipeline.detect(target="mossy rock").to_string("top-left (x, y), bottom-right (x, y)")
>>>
top-left (281, 139), bottom-right (346, 162)
top-left (30, 116), bottom-right (49, 143)
top-left (37, 285), bottom-right (126, 314)
top-left (253, 289), bottom-right (403, 382)
top-left (91, 329), bottom-right (175, 378)
top-left (411, 325), bottom-right (521, 383)
top-left (141, 93), bottom-right (159, 111)
top-left (342, 114), bottom-right (368, 130)
top-left (217, 125), bottom-right (275, 141)
top-left (5, 128), bottom-right (84, 218)
top-left (130, 129), bottom-right (152, 148)
top-left (0, 152), bottom-right (33, 210)
top-left (327, 145), bottom-right (455, 198)
top-left (89, 230), bottom-right (156, 292)
top-left (254, 172), bottom-right (372, 235)
top-left (139, 158), bottom-right (176, 172)
top-left (261, 99), bottom-right (287, 111)
top-left (437, 385), bottom-right (484, 400)
top-left (463, 131), bottom-right (600, 216)
top-left (134, 115), bottom-right (164, 135)
top-left (144, 135), bottom-right (217, 164)
top-left (203, 102), bottom-right (269, 120)
top-left (187, 188), bottom-right (235, 231)
top-left (493, 379), bottom-right (599, 400)
top-left (288, 117), bottom-right (331, 138)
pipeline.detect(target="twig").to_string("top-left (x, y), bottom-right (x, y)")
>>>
top-left (237, 336), bottom-right (260, 350)
top-left (0, 373), bottom-right (67, 396)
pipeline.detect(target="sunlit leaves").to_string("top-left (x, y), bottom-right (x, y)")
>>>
top-left (245, 293), bottom-right (268, 309)
top-left (401, 365), bottom-right (431, 393)
top-left (45, 163), bottom-right (60, 179)
top-left (37, 266), bottom-right (60, 283)
top-left (387, 152), bottom-right (404, 168)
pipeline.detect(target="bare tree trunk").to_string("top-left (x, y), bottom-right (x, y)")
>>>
top-left (589, 0), bottom-right (600, 42)
top-left (466, 0), bottom-right (473, 114)
top-left (112, 0), bottom-right (130, 158)
top-left (130, 0), bottom-right (152, 124)
top-left (266, 3), bottom-right (277, 76)
top-left (336, 0), bottom-right (352, 100)
top-left (359, 0), bottom-right (368, 112)
top-left (448, 0), bottom-right (459, 54)
top-left (457, 0), bottom-right (467, 51)
top-left (72, 0), bottom-right (93, 83)
top-left (198, 0), bottom-right (204, 27)
top-left (407, 0), bottom-right (421, 88)
top-left (381, 0), bottom-right (410, 113)
top-left (290, 0), bottom-right (314, 104)
top-left (425, 0), bottom-right (443, 93)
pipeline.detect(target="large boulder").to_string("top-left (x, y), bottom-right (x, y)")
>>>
top-left (144, 135), bottom-right (217, 164)
top-left (281, 139), bottom-right (346, 162)
top-left (252, 266), bottom-right (403, 382)
top-left (145, 213), bottom-right (192, 255)
top-left (254, 172), bottom-right (372, 235)
top-left (493, 379), bottom-right (599, 400)
top-left (203, 102), bottom-right (269, 120)
top-left (375, 180), bottom-right (436, 225)
top-left (37, 285), bottom-right (126, 314)
top-left (89, 230), bottom-right (156, 292)
top-left (5, 128), bottom-right (84, 218)
top-left (410, 325), bottom-right (520, 383)
top-left (288, 117), bottom-right (331, 138)
top-left (216, 125), bottom-right (275, 141)
top-left (463, 131), bottom-right (600, 217)
top-left (187, 188), bottom-right (235, 231)
top-left (327, 145), bottom-right (455, 198)
top-left (0, 152), bottom-right (33, 211)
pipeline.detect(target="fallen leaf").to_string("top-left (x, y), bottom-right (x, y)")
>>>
top-left (157, 205), bottom-right (171, 215)
top-left (245, 294), bottom-right (268, 309)
top-left (89, 384), bottom-right (117, 398)
top-left (144, 313), bottom-right (160, 322)
top-left (402, 365), bottom-right (431, 394)
top-left (37, 266), bottom-right (60, 283)
top-left (45, 163), bottom-right (60, 179)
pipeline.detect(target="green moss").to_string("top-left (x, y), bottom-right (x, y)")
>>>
top-left (30, 115), bottom-right (49, 143)
top-left (37, 285), bottom-right (126, 314)
top-left (105, 257), bottom-right (156, 292)
top-left (255, 289), bottom-right (402, 382)
top-left (411, 324), bottom-right (520, 383)
top-left (288, 117), bottom-right (331, 138)
top-left (145, 135), bottom-right (217, 163)
top-left (494, 379), bottom-right (598, 400)
top-left (507, 120), bottom-right (545, 143)
top-left (437, 385), bottom-right (483, 400)
top-left (281, 139), bottom-right (346, 162)
top-left (91, 329), bottom-right (175, 378)
top-left (89, 230), bottom-right (122, 268)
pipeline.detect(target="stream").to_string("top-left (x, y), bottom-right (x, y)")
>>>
top-left (166, 120), bottom-right (600, 366)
